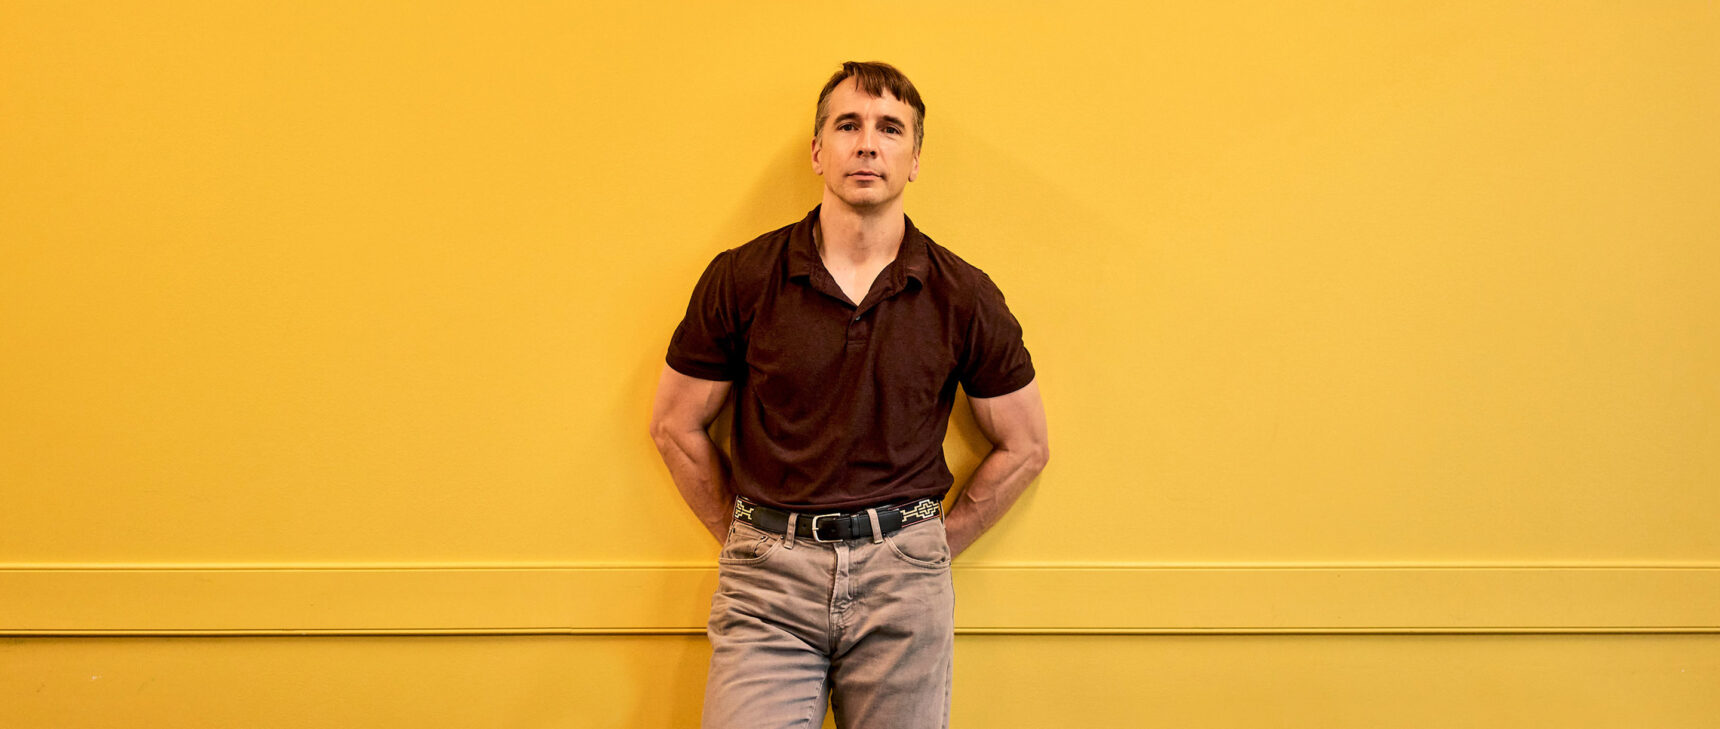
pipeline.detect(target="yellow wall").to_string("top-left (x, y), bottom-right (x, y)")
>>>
top-left (2, 2), bottom-right (1716, 727)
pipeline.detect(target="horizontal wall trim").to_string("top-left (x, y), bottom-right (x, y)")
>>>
top-left (3, 564), bottom-right (1716, 636)
top-left (8, 627), bottom-right (1720, 638)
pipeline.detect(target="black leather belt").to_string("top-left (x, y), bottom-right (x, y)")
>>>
top-left (732, 495), bottom-right (942, 543)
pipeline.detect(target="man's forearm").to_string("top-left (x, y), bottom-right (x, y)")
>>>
top-left (652, 427), bottom-right (735, 543)
top-left (943, 444), bottom-right (1047, 557)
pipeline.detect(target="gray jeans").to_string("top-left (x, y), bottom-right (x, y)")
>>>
top-left (702, 501), bottom-right (955, 729)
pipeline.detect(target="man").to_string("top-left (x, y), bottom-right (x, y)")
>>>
top-left (649, 61), bottom-right (1049, 729)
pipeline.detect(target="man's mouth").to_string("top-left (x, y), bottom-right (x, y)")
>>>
top-left (849, 171), bottom-right (882, 179)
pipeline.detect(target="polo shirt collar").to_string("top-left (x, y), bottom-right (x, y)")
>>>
top-left (787, 205), bottom-right (931, 286)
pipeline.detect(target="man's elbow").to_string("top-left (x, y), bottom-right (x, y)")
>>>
top-left (1022, 441), bottom-right (1050, 476)
top-left (648, 416), bottom-right (676, 456)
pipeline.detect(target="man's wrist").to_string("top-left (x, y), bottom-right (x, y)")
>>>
top-left (944, 507), bottom-right (979, 558)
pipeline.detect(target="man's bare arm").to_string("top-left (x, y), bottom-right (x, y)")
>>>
top-left (943, 378), bottom-right (1049, 557)
top-left (649, 365), bottom-right (736, 543)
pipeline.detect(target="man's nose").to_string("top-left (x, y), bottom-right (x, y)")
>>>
top-left (857, 128), bottom-right (879, 156)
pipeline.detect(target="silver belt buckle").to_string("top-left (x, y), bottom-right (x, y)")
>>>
top-left (809, 513), bottom-right (845, 543)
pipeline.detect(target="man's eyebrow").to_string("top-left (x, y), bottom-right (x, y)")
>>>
top-left (831, 112), bottom-right (910, 129)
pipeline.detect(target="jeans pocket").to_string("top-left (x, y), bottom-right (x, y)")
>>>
top-left (717, 521), bottom-right (779, 565)
top-left (884, 519), bottom-right (951, 569)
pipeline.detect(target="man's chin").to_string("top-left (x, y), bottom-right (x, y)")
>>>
top-left (828, 188), bottom-right (900, 212)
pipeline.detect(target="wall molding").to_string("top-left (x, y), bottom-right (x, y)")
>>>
top-left (4, 564), bottom-right (1716, 636)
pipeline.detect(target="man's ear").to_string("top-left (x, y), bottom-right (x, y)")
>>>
top-left (908, 148), bottom-right (920, 182)
top-left (810, 136), bottom-right (823, 175)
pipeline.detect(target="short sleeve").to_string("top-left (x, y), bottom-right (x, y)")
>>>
top-left (956, 273), bottom-right (1036, 398)
top-left (665, 250), bottom-right (745, 381)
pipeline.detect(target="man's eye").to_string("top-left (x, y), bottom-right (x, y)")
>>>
top-left (885, 127), bottom-right (901, 134)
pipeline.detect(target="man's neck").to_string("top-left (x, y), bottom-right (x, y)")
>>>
top-left (816, 194), bottom-right (906, 268)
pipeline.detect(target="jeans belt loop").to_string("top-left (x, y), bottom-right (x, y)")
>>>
top-left (783, 512), bottom-right (798, 550)
top-left (866, 508), bottom-right (885, 544)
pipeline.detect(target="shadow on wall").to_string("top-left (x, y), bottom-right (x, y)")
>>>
top-left (708, 138), bottom-right (824, 256)
top-left (636, 138), bottom-right (811, 727)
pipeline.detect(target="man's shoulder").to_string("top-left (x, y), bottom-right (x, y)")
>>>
top-left (691, 220), bottom-right (795, 300)
top-left (915, 230), bottom-right (1006, 305)
top-left (711, 216), bottom-right (805, 280)
top-left (920, 235), bottom-right (985, 278)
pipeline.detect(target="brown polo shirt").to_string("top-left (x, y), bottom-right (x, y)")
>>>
top-left (666, 205), bottom-right (1035, 512)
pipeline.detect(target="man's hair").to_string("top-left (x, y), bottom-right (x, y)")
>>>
top-left (814, 61), bottom-right (926, 151)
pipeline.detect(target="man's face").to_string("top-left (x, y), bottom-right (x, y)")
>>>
top-left (811, 78), bottom-right (920, 212)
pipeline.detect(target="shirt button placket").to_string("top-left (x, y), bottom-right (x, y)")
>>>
top-left (847, 309), bottom-right (869, 348)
